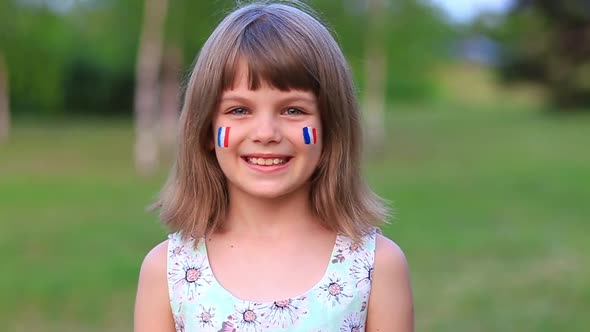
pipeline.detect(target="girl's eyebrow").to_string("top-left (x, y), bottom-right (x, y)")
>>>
top-left (281, 95), bottom-right (317, 104)
top-left (219, 95), bottom-right (250, 104)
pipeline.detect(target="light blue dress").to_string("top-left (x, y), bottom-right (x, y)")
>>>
top-left (167, 228), bottom-right (377, 331)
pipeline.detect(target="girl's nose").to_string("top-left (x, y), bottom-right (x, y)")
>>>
top-left (251, 114), bottom-right (282, 144)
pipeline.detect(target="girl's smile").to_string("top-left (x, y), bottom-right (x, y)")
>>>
top-left (242, 154), bottom-right (292, 173)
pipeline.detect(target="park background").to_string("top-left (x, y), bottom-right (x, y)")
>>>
top-left (0, 0), bottom-right (589, 331)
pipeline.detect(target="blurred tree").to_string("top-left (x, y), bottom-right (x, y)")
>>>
top-left (0, 0), bottom-right (17, 141)
top-left (490, 0), bottom-right (590, 109)
top-left (315, 0), bottom-right (454, 102)
top-left (159, 44), bottom-right (182, 155)
top-left (362, 0), bottom-right (388, 155)
top-left (61, 0), bottom-right (142, 114)
top-left (134, 0), bottom-right (169, 175)
top-left (312, 0), bottom-right (452, 156)
top-left (0, 0), bottom-right (73, 140)
top-left (382, 0), bottom-right (454, 101)
top-left (0, 52), bottom-right (9, 142)
top-left (158, 0), bottom-right (227, 155)
top-left (1, 1), bottom-right (74, 114)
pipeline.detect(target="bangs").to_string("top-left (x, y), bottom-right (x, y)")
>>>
top-left (221, 12), bottom-right (320, 94)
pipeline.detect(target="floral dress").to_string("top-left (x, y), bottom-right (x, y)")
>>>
top-left (167, 228), bottom-right (378, 331)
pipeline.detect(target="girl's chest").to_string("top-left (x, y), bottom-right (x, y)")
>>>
top-left (207, 240), bottom-right (334, 302)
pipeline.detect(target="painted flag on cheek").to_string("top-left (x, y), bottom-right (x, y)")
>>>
top-left (303, 126), bottom-right (317, 145)
top-left (217, 126), bottom-right (230, 148)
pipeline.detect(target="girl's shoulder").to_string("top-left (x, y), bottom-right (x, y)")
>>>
top-left (135, 239), bottom-right (175, 330)
top-left (366, 231), bottom-right (414, 330)
top-left (370, 228), bottom-right (408, 281)
top-left (373, 232), bottom-right (407, 271)
top-left (136, 234), bottom-right (187, 295)
top-left (138, 239), bottom-right (169, 284)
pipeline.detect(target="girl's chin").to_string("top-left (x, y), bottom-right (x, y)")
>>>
top-left (230, 184), bottom-right (305, 200)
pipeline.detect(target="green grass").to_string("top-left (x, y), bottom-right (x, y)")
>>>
top-left (1, 107), bottom-right (589, 331)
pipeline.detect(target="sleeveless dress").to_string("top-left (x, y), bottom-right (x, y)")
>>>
top-left (166, 228), bottom-right (378, 331)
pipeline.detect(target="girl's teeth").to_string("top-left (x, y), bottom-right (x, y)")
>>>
top-left (247, 157), bottom-right (286, 165)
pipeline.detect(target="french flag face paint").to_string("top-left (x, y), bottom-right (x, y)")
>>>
top-left (303, 126), bottom-right (318, 145)
top-left (217, 126), bottom-right (230, 148)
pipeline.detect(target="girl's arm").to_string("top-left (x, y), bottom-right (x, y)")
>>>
top-left (366, 234), bottom-right (414, 332)
top-left (134, 240), bottom-right (175, 332)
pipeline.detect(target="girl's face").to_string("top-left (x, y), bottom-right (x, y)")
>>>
top-left (212, 62), bottom-right (322, 200)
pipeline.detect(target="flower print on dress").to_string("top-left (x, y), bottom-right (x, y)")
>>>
top-left (168, 232), bottom-right (199, 259)
top-left (335, 233), bottom-right (366, 257)
top-left (228, 302), bottom-right (263, 332)
top-left (259, 296), bottom-right (309, 328)
top-left (360, 300), bottom-right (367, 312)
top-left (168, 252), bottom-right (213, 301)
top-left (340, 312), bottom-right (364, 332)
top-left (169, 244), bottom-right (187, 259)
top-left (346, 241), bottom-right (363, 255)
top-left (196, 305), bottom-right (216, 328)
top-left (332, 251), bottom-right (345, 264)
top-left (318, 274), bottom-right (353, 307)
top-left (350, 254), bottom-right (373, 289)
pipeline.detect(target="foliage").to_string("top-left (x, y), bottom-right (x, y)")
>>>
top-left (484, 0), bottom-right (590, 109)
top-left (0, 0), bottom-right (73, 112)
top-left (59, 0), bottom-right (143, 113)
top-left (314, 0), bottom-right (456, 102)
top-left (1, 0), bottom-right (455, 116)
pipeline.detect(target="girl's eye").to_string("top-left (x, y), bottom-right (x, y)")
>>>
top-left (230, 107), bottom-right (248, 116)
top-left (284, 107), bottom-right (304, 115)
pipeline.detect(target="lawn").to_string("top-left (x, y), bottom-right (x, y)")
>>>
top-left (1, 106), bottom-right (589, 331)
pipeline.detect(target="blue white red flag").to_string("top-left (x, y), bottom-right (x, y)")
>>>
top-left (217, 126), bottom-right (230, 148)
top-left (303, 126), bottom-right (317, 145)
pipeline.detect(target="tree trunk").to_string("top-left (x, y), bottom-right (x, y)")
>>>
top-left (160, 44), bottom-right (182, 159)
top-left (134, 0), bottom-right (169, 175)
top-left (362, 0), bottom-right (388, 156)
top-left (0, 52), bottom-right (9, 143)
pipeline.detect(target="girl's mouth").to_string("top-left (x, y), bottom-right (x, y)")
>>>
top-left (243, 156), bottom-right (291, 166)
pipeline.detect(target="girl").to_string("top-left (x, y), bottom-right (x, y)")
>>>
top-left (134, 1), bottom-right (413, 331)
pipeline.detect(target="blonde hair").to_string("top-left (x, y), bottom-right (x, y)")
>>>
top-left (153, 1), bottom-right (390, 243)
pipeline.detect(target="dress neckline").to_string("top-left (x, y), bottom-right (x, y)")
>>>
top-left (197, 233), bottom-right (343, 304)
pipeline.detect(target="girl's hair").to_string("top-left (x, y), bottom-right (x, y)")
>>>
top-left (153, 0), bottom-right (390, 243)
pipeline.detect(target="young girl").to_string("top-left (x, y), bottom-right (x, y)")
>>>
top-left (134, 1), bottom-right (413, 331)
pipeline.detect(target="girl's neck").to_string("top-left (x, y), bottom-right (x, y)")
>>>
top-left (223, 184), bottom-right (319, 237)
